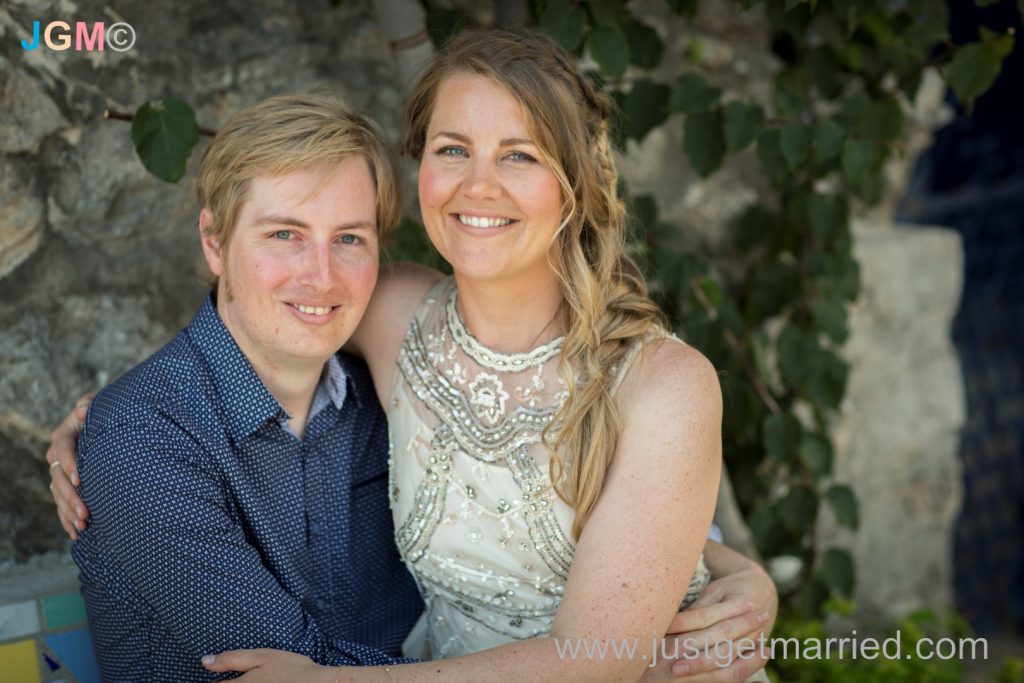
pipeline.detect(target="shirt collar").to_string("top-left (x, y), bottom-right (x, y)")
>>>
top-left (192, 294), bottom-right (356, 444)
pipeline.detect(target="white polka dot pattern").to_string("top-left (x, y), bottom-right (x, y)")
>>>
top-left (71, 295), bottom-right (423, 681)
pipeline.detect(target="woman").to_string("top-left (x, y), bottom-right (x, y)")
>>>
top-left (49, 28), bottom-right (771, 682)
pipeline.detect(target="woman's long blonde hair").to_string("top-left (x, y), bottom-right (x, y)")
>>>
top-left (403, 29), bottom-right (663, 541)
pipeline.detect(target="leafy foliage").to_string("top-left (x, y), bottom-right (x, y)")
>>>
top-left (130, 98), bottom-right (198, 183)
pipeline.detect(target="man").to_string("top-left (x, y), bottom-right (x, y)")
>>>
top-left (48, 93), bottom-right (776, 681)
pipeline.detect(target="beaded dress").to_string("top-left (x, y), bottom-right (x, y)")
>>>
top-left (388, 277), bottom-right (710, 659)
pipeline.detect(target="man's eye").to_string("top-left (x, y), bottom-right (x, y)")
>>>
top-left (339, 234), bottom-right (363, 245)
top-left (271, 230), bottom-right (292, 240)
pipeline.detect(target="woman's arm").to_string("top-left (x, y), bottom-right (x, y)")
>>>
top-left (209, 339), bottom-right (723, 683)
top-left (346, 261), bottom-right (441, 402)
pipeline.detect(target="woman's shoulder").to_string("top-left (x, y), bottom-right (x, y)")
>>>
top-left (616, 331), bottom-right (722, 429)
top-left (351, 262), bottom-right (443, 353)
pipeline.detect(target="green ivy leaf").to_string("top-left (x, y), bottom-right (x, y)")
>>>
top-left (813, 119), bottom-right (845, 164)
top-left (806, 193), bottom-right (848, 245)
top-left (750, 260), bottom-right (801, 318)
top-left (588, 22), bottom-right (630, 79)
top-left (624, 79), bottom-right (671, 142)
top-left (131, 98), bottom-right (200, 183)
top-left (773, 75), bottom-right (805, 119)
top-left (944, 42), bottom-right (1005, 107)
top-left (669, 73), bottom-right (721, 114)
top-left (763, 413), bottom-right (802, 461)
top-left (778, 324), bottom-right (815, 388)
top-left (905, 0), bottom-right (949, 50)
top-left (539, 0), bottom-right (586, 53)
top-left (630, 194), bottom-right (658, 233)
top-left (779, 486), bottom-right (819, 535)
top-left (723, 101), bottom-right (764, 152)
top-left (666, 0), bottom-right (699, 15)
top-left (749, 502), bottom-right (788, 557)
top-left (802, 347), bottom-right (847, 410)
top-left (799, 433), bottom-right (833, 479)
top-left (795, 577), bottom-right (830, 618)
top-left (622, 19), bottom-right (664, 69)
top-left (826, 484), bottom-right (859, 529)
top-left (980, 26), bottom-right (1015, 58)
top-left (587, 0), bottom-right (630, 26)
top-left (781, 124), bottom-right (813, 169)
top-left (841, 137), bottom-right (882, 185)
top-left (818, 548), bottom-right (855, 597)
top-left (812, 290), bottom-right (849, 344)
top-left (757, 129), bottom-right (788, 182)
top-left (683, 110), bottom-right (726, 177)
top-left (425, 8), bottom-right (469, 49)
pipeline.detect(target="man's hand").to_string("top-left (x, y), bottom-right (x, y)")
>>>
top-left (45, 393), bottom-right (92, 540)
top-left (665, 547), bottom-right (777, 681)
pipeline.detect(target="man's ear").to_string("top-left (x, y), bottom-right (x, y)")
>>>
top-left (198, 208), bottom-right (224, 277)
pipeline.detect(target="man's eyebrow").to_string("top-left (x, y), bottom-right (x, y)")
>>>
top-left (254, 215), bottom-right (375, 231)
top-left (431, 131), bottom-right (537, 147)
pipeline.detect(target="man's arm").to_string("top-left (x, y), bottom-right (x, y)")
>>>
top-left (77, 418), bottom-right (405, 669)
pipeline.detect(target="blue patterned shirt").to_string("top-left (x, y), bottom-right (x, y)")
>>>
top-left (72, 294), bottom-right (423, 681)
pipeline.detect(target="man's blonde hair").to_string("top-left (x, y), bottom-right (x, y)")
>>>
top-left (197, 92), bottom-right (400, 282)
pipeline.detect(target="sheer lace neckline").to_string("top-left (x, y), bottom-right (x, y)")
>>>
top-left (445, 287), bottom-right (564, 373)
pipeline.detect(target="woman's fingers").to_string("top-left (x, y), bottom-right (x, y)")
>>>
top-left (668, 598), bottom-right (756, 634)
top-left (50, 466), bottom-right (85, 539)
top-left (201, 649), bottom-right (267, 673)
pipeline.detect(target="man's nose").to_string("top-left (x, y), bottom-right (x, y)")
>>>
top-left (299, 242), bottom-right (334, 289)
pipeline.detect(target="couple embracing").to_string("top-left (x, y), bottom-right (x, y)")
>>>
top-left (47, 28), bottom-right (775, 682)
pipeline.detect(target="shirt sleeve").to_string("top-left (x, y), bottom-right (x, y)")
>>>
top-left (77, 418), bottom-right (408, 668)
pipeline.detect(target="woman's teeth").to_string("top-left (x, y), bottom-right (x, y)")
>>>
top-left (457, 214), bottom-right (513, 228)
top-left (295, 304), bottom-right (332, 316)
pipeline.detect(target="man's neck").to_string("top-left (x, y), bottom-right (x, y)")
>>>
top-left (251, 360), bottom-right (324, 438)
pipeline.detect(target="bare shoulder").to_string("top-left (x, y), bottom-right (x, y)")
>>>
top-left (350, 262), bottom-right (443, 402)
top-left (350, 261), bottom-right (442, 356)
top-left (618, 336), bottom-right (723, 424)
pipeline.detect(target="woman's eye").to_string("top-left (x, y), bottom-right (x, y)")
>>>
top-left (437, 145), bottom-right (468, 158)
top-left (271, 230), bottom-right (292, 240)
top-left (339, 234), bottom-right (363, 245)
top-left (507, 150), bottom-right (537, 163)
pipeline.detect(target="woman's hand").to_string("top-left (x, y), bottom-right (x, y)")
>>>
top-left (45, 393), bottom-right (92, 540)
top-left (662, 561), bottom-right (776, 681)
top-left (202, 649), bottom-right (334, 682)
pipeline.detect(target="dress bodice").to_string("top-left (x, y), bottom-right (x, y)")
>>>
top-left (387, 277), bottom-right (709, 659)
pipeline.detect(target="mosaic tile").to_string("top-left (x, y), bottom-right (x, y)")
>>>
top-left (41, 593), bottom-right (86, 629)
top-left (42, 629), bottom-right (100, 683)
top-left (0, 639), bottom-right (41, 683)
top-left (0, 600), bottom-right (40, 640)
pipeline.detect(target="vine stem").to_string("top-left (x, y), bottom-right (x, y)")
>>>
top-left (104, 109), bottom-right (217, 137)
top-left (689, 278), bottom-right (783, 416)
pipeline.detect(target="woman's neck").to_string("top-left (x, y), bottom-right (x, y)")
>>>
top-left (453, 272), bottom-right (565, 354)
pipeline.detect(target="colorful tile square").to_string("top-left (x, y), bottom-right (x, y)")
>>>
top-left (0, 639), bottom-right (41, 683)
top-left (41, 593), bottom-right (87, 629)
top-left (0, 600), bottom-right (41, 640)
top-left (42, 629), bottom-right (99, 683)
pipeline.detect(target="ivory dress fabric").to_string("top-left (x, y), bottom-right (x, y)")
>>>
top-left (388, 277), bottom-right (711, 659)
